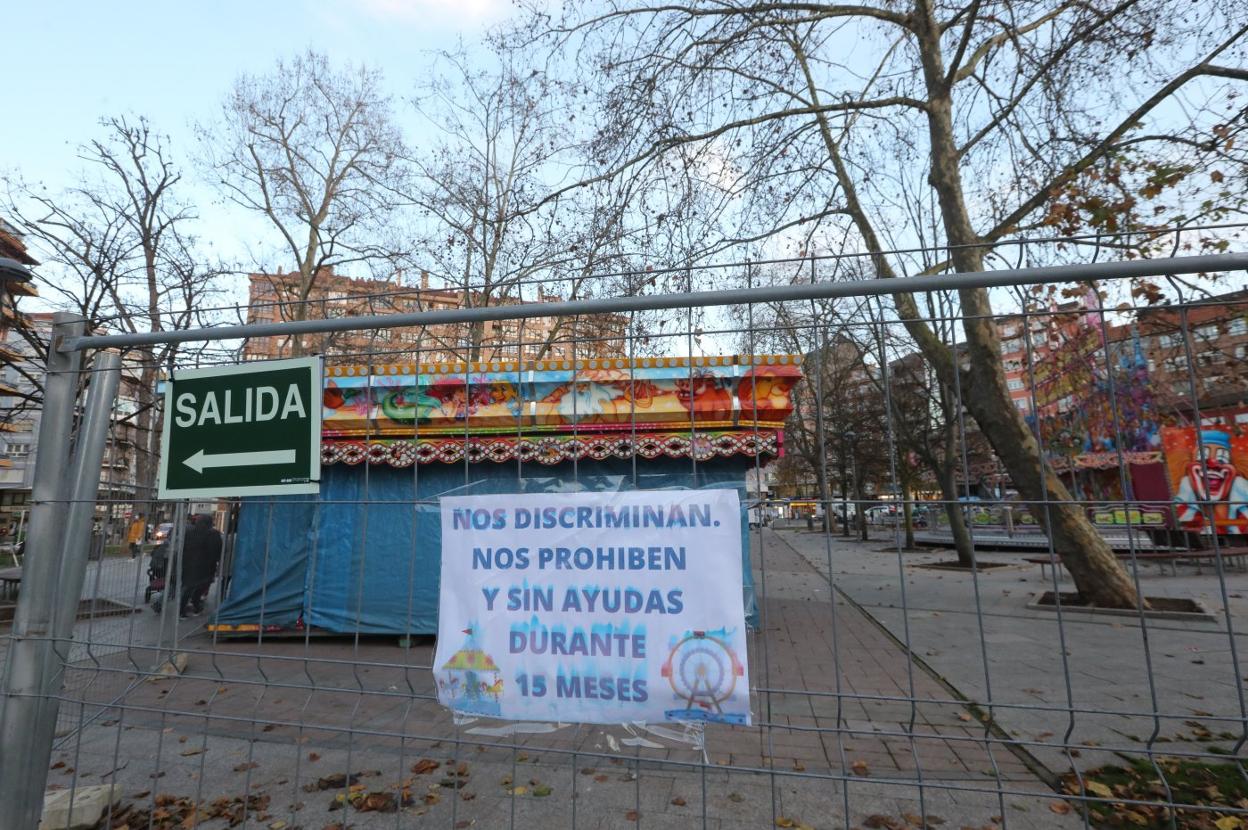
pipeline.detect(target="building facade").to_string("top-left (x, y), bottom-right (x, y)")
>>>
top-left (0, 219), bottom-right (151, 538)
top-left (0, 219), bottom-right (42, 533)
top-left (242, 268), bottom-right (627, 366)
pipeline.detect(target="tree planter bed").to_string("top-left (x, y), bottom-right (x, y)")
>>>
top-left (1026, 591), bottom-right (1216, 622)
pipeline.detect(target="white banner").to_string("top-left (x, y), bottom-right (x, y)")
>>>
top-left (433, 490), bottom-right (751, 725)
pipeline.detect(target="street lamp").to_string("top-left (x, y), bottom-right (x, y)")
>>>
top-left (842, 431), bottom-right (856, 537)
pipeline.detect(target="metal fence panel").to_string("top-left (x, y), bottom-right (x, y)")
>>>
top-left (2, 249), bottom-right (1247, 830)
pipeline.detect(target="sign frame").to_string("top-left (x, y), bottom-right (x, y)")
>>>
top-left (157, 356), bottom-right (323, 499)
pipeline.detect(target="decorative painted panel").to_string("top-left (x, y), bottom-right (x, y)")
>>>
top-left (320, 355), bottom-right (802, 438)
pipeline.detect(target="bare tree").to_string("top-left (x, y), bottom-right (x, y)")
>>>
top-left (4, 116), bottom-right (223, 518)
top-left (523, 0), bottom-right (1248, 607)
top-left (735, 274), bottom-right (887, 537)
top-left (408, 52), bottom-right (645, 362)
top-left (201, 50), bottom-right (408, 354)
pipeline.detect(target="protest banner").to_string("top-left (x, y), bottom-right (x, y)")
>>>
top-left (433, 489), bottom-right (750, 725)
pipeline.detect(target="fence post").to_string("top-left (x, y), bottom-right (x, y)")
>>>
top-left (0, 313), bottom-right (86, 830)
top-left (154, 500), bottom-right (188, 668)
top-left (28, 351), bottom-right (123, 772)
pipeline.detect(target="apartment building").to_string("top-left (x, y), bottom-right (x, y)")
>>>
top-left (242, 268), bottom-right (626, 365)
top-left (1134, 287), bottom-right (1248, 424)
top-left (0, 219), bottom-right (41, 529)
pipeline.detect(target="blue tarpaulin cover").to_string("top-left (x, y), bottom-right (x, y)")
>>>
top-left (215, 459), bottom-right (759, 634)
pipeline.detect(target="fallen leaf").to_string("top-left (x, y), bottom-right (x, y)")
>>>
top-left (532, 785), bottom-right (552, 797)
top-left (355, 792), bottom-right (397, 813)
top-left (234, 762), bottom-right (260, 772)
top-left (851, 760), bottom-right (869, 777)
top-left (776, 819), bottom-right (796, 828)
top-left (580, 768), bottom-right (596, 775)
top-left (728, 792), bottom-right (744, 803)
top-left (180, 748), bottom-right (204, 757)
top-left (957, 713), bottom-right (972, 722)
top-left (671, 797), bottom-right (687, 806)
top-left (625, 810), bottom-right (639, 822)
top-left (1085, 780), bottom-right (1112, 798)
top-left (1049, 802), bottom-right (1071, 815)
top-left (460, 792), bottom-right (476, 801)
top-left (307, 753), bottom-right (320, 762)
top-left (311, 773), bottom-right (360, 791)
top-left (1215, 818), bottom-right (1244, 830)
top-left (269, 822), bottom-right (287, 830)
top-left (509, 786), bottom-right (527, 796)
top-left (594, 774), bottom-right (609, 783)
top-left (455, 822), bottom-right (471, 829)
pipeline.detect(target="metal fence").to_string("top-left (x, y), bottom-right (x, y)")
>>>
top-left (2, 248), bottom-right (1248, 830)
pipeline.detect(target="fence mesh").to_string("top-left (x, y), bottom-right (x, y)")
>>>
top-left (3, 244), bottom-right (1248, 830)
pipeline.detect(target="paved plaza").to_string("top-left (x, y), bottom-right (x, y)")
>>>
top-left (14, 526), bottom-right (1247, 828)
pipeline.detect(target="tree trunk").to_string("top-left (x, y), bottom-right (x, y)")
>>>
top-left (938, 466), bottom-right (976, 568)
top-left (469, 320), bottom-right (484, 363)
top-left (793, 18), bottom-right (1139, 607)
top-left (902, 481), bottom-right (915, 550)
top-left (855, 478), bottom-right (868, 542)
top-left (904, 0), bottom-right (1139, 608)
top-left (958, 381), bottom-right (1140, 601)
top-left (134, 356), bottom-right (157, 523)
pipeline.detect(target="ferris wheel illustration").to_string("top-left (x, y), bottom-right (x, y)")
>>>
top-left (661, 630), bottom-right (745, 714)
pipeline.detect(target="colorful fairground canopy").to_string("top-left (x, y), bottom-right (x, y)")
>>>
top-left (318, 354), bottom-right (804, 468)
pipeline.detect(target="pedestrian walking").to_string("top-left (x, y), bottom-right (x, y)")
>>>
top-left (152, 514), bottom-right (222, 618)
top-left (179, 514), bottom-right (223, 617)
top-left (126, 516), bottom-right (146, 559)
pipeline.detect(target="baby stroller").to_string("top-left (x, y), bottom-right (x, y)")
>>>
top-left (146, 542), bottom-right (168, 607)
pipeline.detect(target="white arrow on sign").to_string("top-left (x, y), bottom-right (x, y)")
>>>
top-left (183, 448), bottom-right (296, 474)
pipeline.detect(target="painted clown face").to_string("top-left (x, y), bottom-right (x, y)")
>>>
top-left (1186, 443), bottom-right (1236, 501)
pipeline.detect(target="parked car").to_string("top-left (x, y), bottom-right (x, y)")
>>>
top-left (152, 522), bottom-right (174, 544)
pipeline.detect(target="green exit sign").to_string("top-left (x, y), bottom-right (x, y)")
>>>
top-left (158, 357), bottom-right (322, 499)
